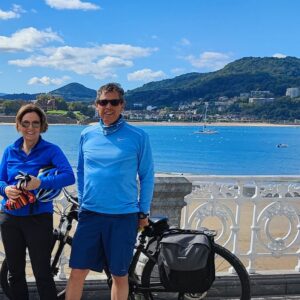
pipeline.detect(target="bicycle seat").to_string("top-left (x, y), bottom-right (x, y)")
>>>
top-left (149, 216), bottom-right (168, 224)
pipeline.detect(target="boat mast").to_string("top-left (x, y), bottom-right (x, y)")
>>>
top-left (203, 102), bottom-right (209, 131)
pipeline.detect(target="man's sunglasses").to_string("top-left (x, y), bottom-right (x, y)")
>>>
top-left (96, 99), bottom-right (123, 106)
top-left (20, 120), bottom-right (41, 128)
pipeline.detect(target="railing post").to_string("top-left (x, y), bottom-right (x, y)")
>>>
top-left (151, 175), bottom-right (192, 227)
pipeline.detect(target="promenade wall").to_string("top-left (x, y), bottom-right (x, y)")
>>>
top-left (1, 174), bottom-right (300, 298)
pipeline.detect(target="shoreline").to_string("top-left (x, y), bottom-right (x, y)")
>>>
top-left (126, 121), bottom-right (299, 127)
top-left (0, 121), bottom-right (299, 127)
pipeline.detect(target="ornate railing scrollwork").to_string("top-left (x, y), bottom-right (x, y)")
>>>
top-left (184, 175), bottom-right (300, 274)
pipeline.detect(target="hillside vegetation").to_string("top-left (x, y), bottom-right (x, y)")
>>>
top-left (125, 56), bottom-right (300, 108)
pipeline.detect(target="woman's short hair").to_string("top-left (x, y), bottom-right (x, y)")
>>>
top-left (96, 82), bottom-right (125, 103)
top-left (16, 103), bottom-right (48, 133)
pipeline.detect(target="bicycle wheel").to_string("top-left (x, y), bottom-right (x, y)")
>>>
top-left (0, 259), bottom-right (12, 299)
top-left (52, 235), bottom-right (73, 300)
top-left (0, 234), bottom-right (72, 300)
top-left (141, 243), bottom-right (251, 300)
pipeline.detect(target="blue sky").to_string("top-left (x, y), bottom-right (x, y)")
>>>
top-left (1, 0), bottom-right (300, 94)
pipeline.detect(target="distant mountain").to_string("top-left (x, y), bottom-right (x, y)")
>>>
top-left (0, 93), bottom-right (38, 101)
top-left (0, 83), bottom-right (96, 102)
top-left (125, 56), bottom-right (300, 108)
top-left (0, 93), bottom-right (7, 96)
top-left (49, 82), bottom-right (96, 101)
top-left (2, 56), bottom-right (300, 106)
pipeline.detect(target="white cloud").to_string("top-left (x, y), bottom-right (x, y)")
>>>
top-left (9, 44), bottom-right (157, 79)
top-left (180, 38), bottom-right (191, 46)
top-left (185, 51), bottom-right (232, 71)
top-left (0, 27), bottom-right (63, 52)
top-left (98, 44), bottom-right (158, 59)
top-left (97, 56), bottom-right (133, 68)
top-left (28, 75), bottom-right (70, 85)
top-left (273, 53), bottom-right (287, 58)
top-left (0, 4), bottom-right (25, 20)
top-left (127, 68), bottom-right (166, 82)
top-left (45, 0), bottom-right (100, 10)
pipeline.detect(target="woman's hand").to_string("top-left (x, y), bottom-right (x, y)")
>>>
top-left (23, 176), bottom-right (41, 190)
top-left (4, 186), bottom-right (21, 199)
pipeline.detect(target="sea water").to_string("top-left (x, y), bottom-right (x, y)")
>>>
top-left (1, 124), bottom-right (300, 175)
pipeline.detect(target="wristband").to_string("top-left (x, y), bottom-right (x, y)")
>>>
top-left (138, 212), bottom-right (149, 219)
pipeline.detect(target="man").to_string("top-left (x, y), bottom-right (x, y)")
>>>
top-left (65, 83), bottom-right (154, 300)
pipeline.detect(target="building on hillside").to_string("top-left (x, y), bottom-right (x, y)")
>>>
top-left (133, 103), bottom-right (143, 109)
top-left (249, 97), bottom-right (275, 104)
top-left (250, 91), bottom-right (272, 98)
top-left (218, 96), bottom-right (229, 101)
top-left (146, 105), bottom-right (157, 111)
top-left (286, 87), bottom-right (300, 98)
top-left (47, 99), bottom-right (57, 110)
top-left (240, 93), bottom-right (250, 100)
top-left (215, 100), bottom-right (236, 112)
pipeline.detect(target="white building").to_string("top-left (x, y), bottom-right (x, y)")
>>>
top-left (249, 98), bottom-right (275, 104)
top-left (286, 87), bottom-right (300, 98)
top-left (146, 105), bottom-right (157, 111)
top-left (250, 90), bottom-right (272, 98)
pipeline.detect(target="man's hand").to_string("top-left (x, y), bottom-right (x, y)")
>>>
top-left (4, 186), bottom-right (21, 199)
top-left (23, 176), bottom-right (41, 190)
top-left (138, 217), bottom-right (149, 230)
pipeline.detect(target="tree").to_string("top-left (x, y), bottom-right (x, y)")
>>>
top-left (55, 98), bottom-right (68, 110)
top-left (3, 101), bottom-right (24, 115)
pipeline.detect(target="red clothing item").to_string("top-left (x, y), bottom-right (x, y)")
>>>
top-left (5, 189), bottom-right (36, 210)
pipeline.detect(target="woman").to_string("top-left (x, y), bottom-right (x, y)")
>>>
top-left (0, 104), bottom-right (75, 300)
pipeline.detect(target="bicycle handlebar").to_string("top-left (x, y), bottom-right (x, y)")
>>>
top-left (62, 188), bottom-right (79, 207)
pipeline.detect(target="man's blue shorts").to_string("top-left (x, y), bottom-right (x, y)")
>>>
top-left (69, 210), bottom-right (138, 276)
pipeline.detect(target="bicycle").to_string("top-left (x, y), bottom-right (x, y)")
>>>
top-left (0, 188), bottom-right (78, 299)
top-left (114, 221), bottom-right (251, 300)
top-left (0, 188), bottom-right (251, 299)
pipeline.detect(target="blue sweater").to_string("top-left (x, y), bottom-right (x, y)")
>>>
top-left (0, 137), bottom-right (75, 216)
top-left (77, 120), bottom-right (154, 214)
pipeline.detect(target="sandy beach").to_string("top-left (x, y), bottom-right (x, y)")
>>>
top-left (128, 121), bottom-right (300, 127)
top-left (0, 121), bottom-right (299, 127)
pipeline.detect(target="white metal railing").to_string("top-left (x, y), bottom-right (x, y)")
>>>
top-left (183, 175), bottom-right (300, 274)
top-left (1, 175), bottom-right (300, 276)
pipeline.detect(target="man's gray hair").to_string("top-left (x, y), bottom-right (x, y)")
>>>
top-left (96, 82), bottom-right (125, 102)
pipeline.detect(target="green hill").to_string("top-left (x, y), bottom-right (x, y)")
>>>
top-left (125, 56), bottom-right (300, 108)
top-left (2, 56), bottom-right (300, 107)
top-left (49, 82), bottom-right (96, 101)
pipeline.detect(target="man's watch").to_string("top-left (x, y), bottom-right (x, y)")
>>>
top-left (138, 212), bottom-right (149, 219)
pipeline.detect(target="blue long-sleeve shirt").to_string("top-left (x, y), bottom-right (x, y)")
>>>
top-left (77, 120), bottom-right (154, 214)
top-left (0, 137), bottom-right (75, 216)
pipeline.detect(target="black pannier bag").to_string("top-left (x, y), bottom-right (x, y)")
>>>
top-left (158, 232), bottom-right (215, 293)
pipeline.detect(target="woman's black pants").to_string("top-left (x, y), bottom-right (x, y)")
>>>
top-left (0, 212), bottom-right (57, 300)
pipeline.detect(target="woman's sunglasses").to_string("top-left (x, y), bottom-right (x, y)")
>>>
top-left (20, 121), bottom-right (41, 128)
top-left (96, 99), bottom-right (123, 106)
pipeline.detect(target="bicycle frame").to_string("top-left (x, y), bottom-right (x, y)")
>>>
top-left (53, 189), bottom-right (250, 299)
top-left (51, 189), bottom-right (78, 277)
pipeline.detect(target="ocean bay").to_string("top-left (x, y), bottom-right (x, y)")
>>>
top-left (1, 124), bottom-right (300, 175)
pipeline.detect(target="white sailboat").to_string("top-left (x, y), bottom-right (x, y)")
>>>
top-left (194, 102), bottom-right (218, 134)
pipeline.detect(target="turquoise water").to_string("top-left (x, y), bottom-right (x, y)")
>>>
top-left (1, 124), bottom-right (300, 175)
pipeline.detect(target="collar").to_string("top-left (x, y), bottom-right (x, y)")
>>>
top-left (13, 136), bottom-right (42, 152)
top-left (99, 115), bottom-right (125, 136)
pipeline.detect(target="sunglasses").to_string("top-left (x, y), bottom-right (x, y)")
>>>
top-left (96, 99), bottom-right (123, 106)
top-left (20, 120), bottom-right (41, 128)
